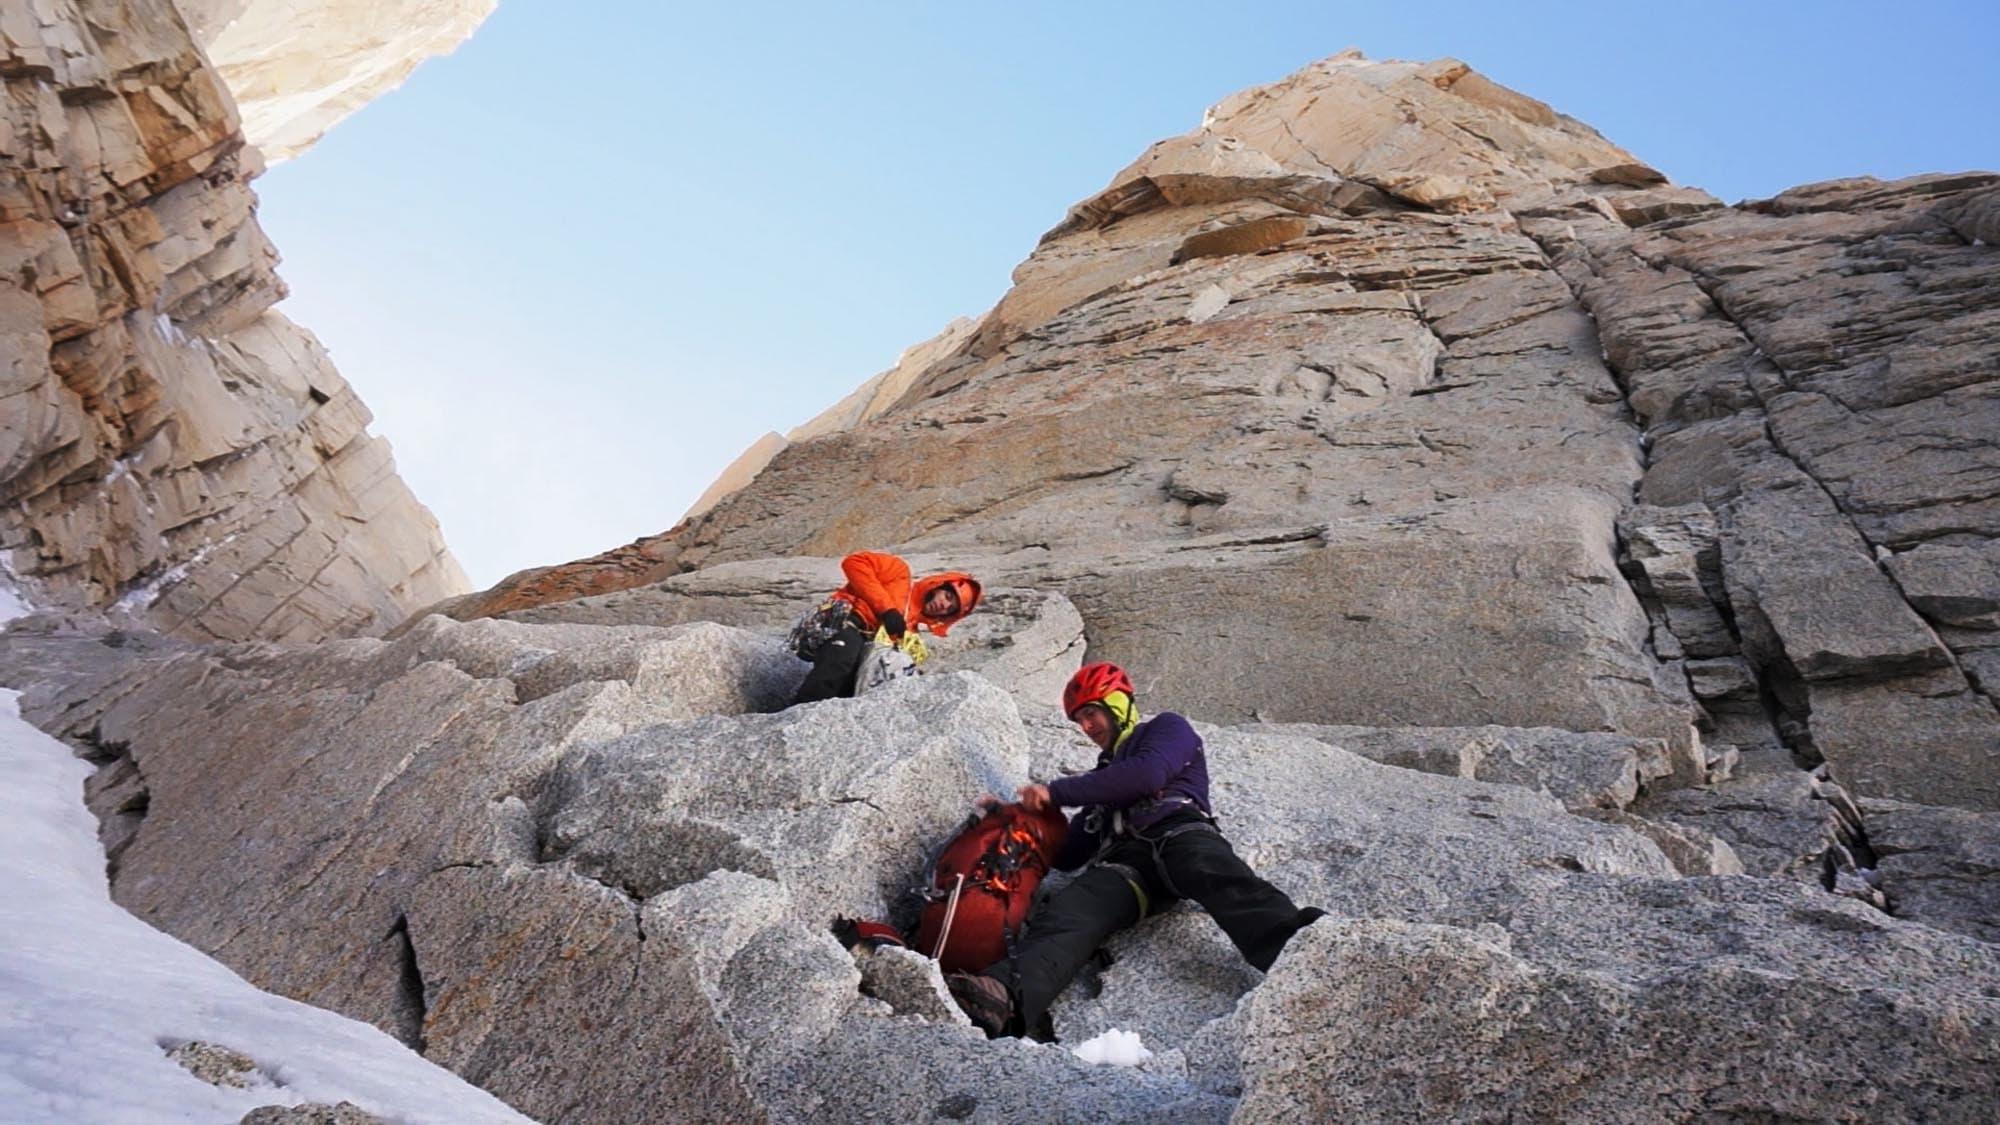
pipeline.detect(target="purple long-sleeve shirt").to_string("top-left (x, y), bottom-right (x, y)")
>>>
top-left (1047, 712), bottom-right (1212, 871)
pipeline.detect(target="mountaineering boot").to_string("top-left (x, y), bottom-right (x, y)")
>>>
top-left (946, 971), bottom-right (1013, 1038)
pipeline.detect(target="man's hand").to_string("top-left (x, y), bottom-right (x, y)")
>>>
top-left (973, 792), bottom-right (1002, 812)
top-left (1016, 783), bottom-right (1052, 811)
top-left (878, 609), bottom-right (907, 639)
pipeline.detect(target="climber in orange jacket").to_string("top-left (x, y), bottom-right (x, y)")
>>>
top-left (788, 550), bottom-right (982, 704)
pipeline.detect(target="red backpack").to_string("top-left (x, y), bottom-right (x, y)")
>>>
top-left (913, 802), bottom-right (1069, 973)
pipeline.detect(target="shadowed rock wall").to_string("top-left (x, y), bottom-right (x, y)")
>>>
top-left (0, 0), bottom-right (470, 642)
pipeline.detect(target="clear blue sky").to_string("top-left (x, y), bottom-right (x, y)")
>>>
top-left (255, 1), bottom-right (1999, 589)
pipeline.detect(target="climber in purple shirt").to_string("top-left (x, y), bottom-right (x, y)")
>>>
top-left (946, 662), bottom-right (1324, 1039)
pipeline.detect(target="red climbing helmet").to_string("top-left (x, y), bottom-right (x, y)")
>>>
top-left (1063, 662), bottom-right (1134, 719)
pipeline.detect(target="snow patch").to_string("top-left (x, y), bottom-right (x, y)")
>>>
top-left (0, 568), bottom-right (27, 627)
top-left (112, 560), bottom-right (196, 614)
top-left (1185, 284), bottom-right (1232, 325)
top-left (111, 535), bottom-right (235, 613)
top-left (1071, 1027), bottom-right (1155, 1066)
top-left (152, 312), bottom-right (193, 348)
top-left (0, 690), bottom-right (532, 1124)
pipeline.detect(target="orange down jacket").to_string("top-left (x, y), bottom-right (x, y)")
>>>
top-left (828, 551), bottom-right (982, 637)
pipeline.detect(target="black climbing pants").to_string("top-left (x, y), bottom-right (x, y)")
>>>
top-left (982, 814), bottom-right (1318, 1035)
top-left (793, 623), bottom-right (869, 705)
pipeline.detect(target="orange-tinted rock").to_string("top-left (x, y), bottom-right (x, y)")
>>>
top-left (0, 1), bottom-right (467, 641)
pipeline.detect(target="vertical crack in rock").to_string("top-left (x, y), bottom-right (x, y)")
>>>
top-left (1277, 117), bottom-right (1341, 179)
top-left (1524, 213), bottom-right (1983, 902)
top-left (386, 913), bottom-right (429, 1053)
top-left (76, 727), bottom-right (151, 882)
top-left (1751, 651), bottom-right (1821, 769)
top-left (1675, 267), bottom-right (1984, 694)
top-left (1518, 230), bottom-right (1719, 754)
top-left (629, 897), bottom-right (649, 995)
top-left (1813, 774), bottom-right (1888, 910)
top-left (1406, 296), bottom-right (1452, 394)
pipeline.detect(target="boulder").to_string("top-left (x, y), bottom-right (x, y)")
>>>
top-left (1254, 721), bottom-right (1668, 811)
top-left (1862, 798), bottom-right (2000, 944)
top-left (1235, 880), bottom-right (2000, 1122)
top-left (1631, 771), bottom-right (1849, 881)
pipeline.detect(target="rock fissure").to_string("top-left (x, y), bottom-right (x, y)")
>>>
top-left (387, 913), bottom-right (430, 1053)
top-left (1525, 222), bottom-right (1829, 784)
top-left (1682, 269), bottom-right (1985, 696)
top-left (1276, 116), bottom-right (1342, 180)
top-left (77, 729), bottom-right (151, 879)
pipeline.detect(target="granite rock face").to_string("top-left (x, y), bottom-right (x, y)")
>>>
top-left (412, 54), bottom-right (2000, 1118)
top-left (9, 42), bottom-right (1999, 1125)
top-left (13, 615), bottom-right (1998, 1123)
top-left (438, 54), bottom-right (1727, 781)
top-left (1534, 174), bottom-right (2000, 810)
top-left (441, 53), bottom-right (1996, 826)
top-left (1236, 884), bottom-right (2000, 1122)
top-left (1861, 798), bottom-right (2000, 944)
top-left (0, 0), bottom-right (470, 643)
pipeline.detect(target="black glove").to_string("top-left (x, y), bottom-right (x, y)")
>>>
top-left (878, 609), bottom-right (906, 639)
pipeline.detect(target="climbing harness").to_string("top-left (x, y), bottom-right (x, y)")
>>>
top-left (786, 599), bottom-right (855, 660)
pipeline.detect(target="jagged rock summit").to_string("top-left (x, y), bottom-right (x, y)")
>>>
top-left (5, 43), bottom-right (1999, 1125)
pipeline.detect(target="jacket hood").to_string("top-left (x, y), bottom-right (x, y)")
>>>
top-left (912, 571), bottom-right (982, 636)
top-left (1099, 691), bottom-right (1139, 755)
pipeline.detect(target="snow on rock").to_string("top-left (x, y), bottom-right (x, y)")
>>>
top-left (0, 578), bottom-right (27, 627)
top-left (1072, 1028), bottom-right (1156, 1067)
top-left (0, 690), bottom-right (531, 1125)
